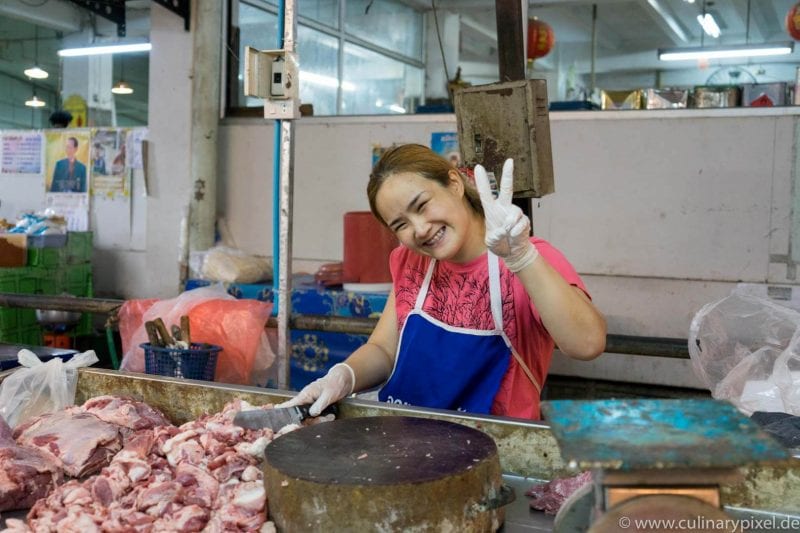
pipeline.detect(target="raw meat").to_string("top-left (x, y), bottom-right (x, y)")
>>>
top-left (0, 417), bottom-right (63, 512)
top-left (13, 398), bottom-right (303, 533)
top-left (13, 409), bottom-right (122, 478)
top-left (526, 470), bottom-right (592, 514)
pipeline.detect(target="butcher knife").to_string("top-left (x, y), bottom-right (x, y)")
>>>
top-left (233, 403), bottom-right (338, 431)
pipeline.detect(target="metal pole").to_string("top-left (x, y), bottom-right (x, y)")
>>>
top-left (590, 4), bottom-right (597, 95)
top-left (494, 0), bottom-right (532, 221)
top-left (0, 293), bottom-right (690, 359)
top-left (276, 0), bottom-right (297, 390)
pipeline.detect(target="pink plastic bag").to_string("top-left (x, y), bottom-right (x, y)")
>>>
top-left (119, 285), bottom-right (274, 385)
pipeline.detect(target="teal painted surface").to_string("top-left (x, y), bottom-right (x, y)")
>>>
top-left (542, 399), bottom-right (789, 471)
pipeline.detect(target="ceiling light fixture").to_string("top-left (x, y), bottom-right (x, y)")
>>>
top-left (659, 42), bottom-right (794, 61)
top-left (58, 42), bottom-right (152, 57)
top-left (111, 80), bottom-right (133, 95)
top-left (24, 26), bottom-right (49, 79)
top-left (25, 94), bottom-right (46, 108)
top-left (111, 57), bottom-right (134, 95)
top-left (696, 13), bottom-right (720, 39)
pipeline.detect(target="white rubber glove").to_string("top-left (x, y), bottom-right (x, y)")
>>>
top-left (474, 159), bottom-right (539, 272)
top-left (277, 363), bottom-right (355, 416)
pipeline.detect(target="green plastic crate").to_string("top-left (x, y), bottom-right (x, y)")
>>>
top-left (0, 308), bottom-right (18, 329)
top-left (0, 267), bottom-right (40, 294)
top-left (66, 232), bottom-right (93, 264)
top-left (27, 247), bottom-right (65, 268)
top-left (19, 325), bottom-right (42, 346)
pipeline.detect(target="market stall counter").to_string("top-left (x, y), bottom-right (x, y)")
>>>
top-left (0, 368), bottom-right (797, 531)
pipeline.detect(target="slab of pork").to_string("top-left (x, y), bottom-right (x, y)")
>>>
top-left (0, 417), bottom-right (63, 512)
top-left (13, 409), bottom-right (122, 478)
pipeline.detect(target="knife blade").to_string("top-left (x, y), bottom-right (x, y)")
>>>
top-left (233, 403), bottom-right (337, 431)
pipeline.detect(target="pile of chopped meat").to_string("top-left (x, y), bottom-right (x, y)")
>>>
top-left (1, 397), bottom-right (296, 533)
top-left (0, 417), bottom-right (63, 512)
top-left (526, 470), bottom-right (593, 515)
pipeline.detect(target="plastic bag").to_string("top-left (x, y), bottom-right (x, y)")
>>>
top-left (119, 285), bottom-right (274, 385)
top-left (688, 288), bottom-right (800, 415)
top-left (201, 246), bottom-right (272, 284)
top-left (0, 349), bottom-right (98, 428)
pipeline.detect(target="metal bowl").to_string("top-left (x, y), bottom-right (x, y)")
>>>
top-left (35, 309), bottom-right (82, 326)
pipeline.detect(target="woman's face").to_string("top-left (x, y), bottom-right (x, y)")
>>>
top-left (375, 171), bottom-right (484, 263)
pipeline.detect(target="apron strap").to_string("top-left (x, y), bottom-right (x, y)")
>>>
top-left (489, 253), bottom-right (541, 395)
top-left (511, 348), bottom-right (542, 394)
top-left (415, 258), bottom-right (437, 310)
top-left (487, 253), bottom-right (504, 331)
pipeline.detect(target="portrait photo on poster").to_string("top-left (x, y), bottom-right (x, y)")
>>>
top-left (45, 130), bottom-right (90, 194)
top-left (91, 128), bottom-right (130, 198)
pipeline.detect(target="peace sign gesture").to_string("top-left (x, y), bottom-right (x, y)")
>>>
top-left (474, 159), bottom-right (539, 272)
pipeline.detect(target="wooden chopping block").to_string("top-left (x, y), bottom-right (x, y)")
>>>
top-left (263, 416), bottom-right (512, 532)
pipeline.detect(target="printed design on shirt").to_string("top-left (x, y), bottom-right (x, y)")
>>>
top-left (395, 260), bottom-right (517, 341)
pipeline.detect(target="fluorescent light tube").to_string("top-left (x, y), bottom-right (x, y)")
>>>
top-left (697, 14), bottom-right (720, 39)
top-left (659, 42), bottom-right (794, 61)
top-left (58, 43), bottom-right (152, 57)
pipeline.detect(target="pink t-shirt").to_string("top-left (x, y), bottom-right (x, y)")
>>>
top-left (388, 237), bottom-right (588, 420)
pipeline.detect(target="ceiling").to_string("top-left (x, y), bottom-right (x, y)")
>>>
top-left (1, 0), bottom-right (797, 118)
top-left (406, 0), bottom-right (799, 81)
top-left (0, 1), bottom-right (150, 124)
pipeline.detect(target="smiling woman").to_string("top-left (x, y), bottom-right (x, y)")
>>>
top-left (280, 143), bottom-right (607, 421)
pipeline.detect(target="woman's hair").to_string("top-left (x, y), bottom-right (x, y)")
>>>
top-left (367, 143), bottom-right (483, 226)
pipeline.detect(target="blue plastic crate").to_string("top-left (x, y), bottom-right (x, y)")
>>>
top-left (141, 342), bottom-right (220, 381)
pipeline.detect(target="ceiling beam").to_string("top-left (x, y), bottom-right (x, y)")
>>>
top-left (639, 0), bottom-right (690, 44)
top-left (0, 0), bottom-right (82, 33)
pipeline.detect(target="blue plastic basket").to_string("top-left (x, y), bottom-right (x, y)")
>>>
top-left (141, 342), bottom-right (221, 381)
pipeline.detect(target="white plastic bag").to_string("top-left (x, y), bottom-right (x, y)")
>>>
top-left (201, 246), bottom-right (272, 284)
top-left (0, 349), bottom-right (98, 428)
top-left (688, 289), bottom-right (800, 415)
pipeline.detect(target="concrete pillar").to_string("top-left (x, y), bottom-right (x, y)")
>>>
top-left (144, 3), bottom-right (194, 297)
top-left (188, 0), bottom-right (223, 257)
top-left (60, 32), bottom-right (115, 126)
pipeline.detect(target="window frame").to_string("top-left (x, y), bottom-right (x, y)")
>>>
top-left (224, 0), bottom-right (426, 117)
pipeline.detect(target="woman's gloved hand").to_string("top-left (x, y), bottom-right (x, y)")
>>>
top-left (474, 159), bottom-right (539, 272)
top-left (277, 363), bottom-right (355, 416)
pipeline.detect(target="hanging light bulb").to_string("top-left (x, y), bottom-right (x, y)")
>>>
top-left (111, 57), bottom-right (134, 94)
top-left (25, 94), bottom-right (46, 107)
top-left (111, 80), bottom-right (134, 94)
top-left (24, 26), bottom-right (49, 80)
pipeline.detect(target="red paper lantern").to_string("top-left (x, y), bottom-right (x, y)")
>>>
top-left (527, 19), bottom-right (555, 60)
top-left (787, 2), bottom-right (800, 40)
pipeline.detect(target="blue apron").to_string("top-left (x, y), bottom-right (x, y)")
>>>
top-left (379, 252), bottom-right (517, 414)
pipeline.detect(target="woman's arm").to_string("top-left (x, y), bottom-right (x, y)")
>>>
top-left (515, 256), bottom-right (606, 360)
top-left (344, 290), bottom-right (400, 391)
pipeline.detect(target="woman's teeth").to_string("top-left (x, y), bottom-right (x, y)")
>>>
top-left (424, 228), bottom-right (445, 247)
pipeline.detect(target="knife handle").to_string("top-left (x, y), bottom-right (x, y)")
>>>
top-left (297, 403), bottom-right (339, 420)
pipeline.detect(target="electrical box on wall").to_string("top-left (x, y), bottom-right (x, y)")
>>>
top-left (243, 45), bottom-right (300, 119)
top-left (454, 79), bottom-right (554, 198)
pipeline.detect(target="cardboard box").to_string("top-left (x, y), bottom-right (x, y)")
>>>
top-left (0, 234), bottom-right (27, 267)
